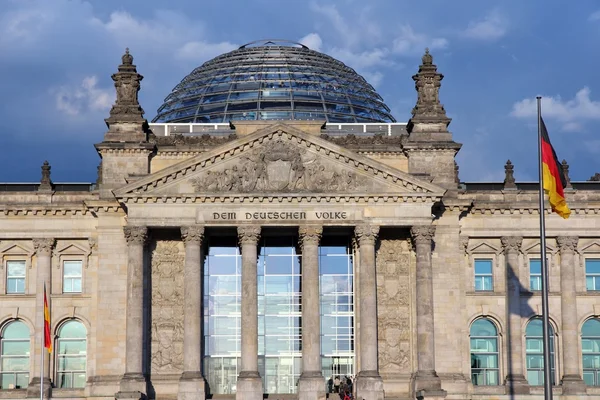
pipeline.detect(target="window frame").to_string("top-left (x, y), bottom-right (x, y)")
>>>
top-left (0, 320), bottom-right (31, 389)
top-left (61, 259), bottom-right (83, 294)
top-left (5, 259), bottom-right (27, 295)
top-left (525, 318), bottom-right (556, 386)
top-left (585, 258), bottom-right (600, 292)
top-left (582, 318), bottom-right (600, 386)
top-left (469, 318), bottom-right (500, 386)
top-left (55, 320), bottom-right (87, 389)
top-left (529, 258), bottom-right (542, 292)
top-left (473, 258), bottom-right (494, 292)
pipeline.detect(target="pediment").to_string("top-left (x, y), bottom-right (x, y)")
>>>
top-left (523, 242), bottom-right (556, 255)
top-left (115, 123), bottom-right (445, 201)
top-left (467, 242), bottom-right (501, 255)
top-left (0, 243), bottom-right (33, 256)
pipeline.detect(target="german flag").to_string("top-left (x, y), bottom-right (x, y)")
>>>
top-left (541, 118), bottom-right (570, 219)
top-left (44, 283), bottom-right (52, 353)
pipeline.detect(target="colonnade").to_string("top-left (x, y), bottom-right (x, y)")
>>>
top-left (117, 224), bottom-right (440, 400)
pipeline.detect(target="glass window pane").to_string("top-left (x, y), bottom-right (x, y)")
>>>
top-left (474, 259), bottom-right (492, 274)
top-left (3, 321), bottom-right (29, 339)
top-left (59, 321), bottom-right (86, 339)
top-left (63, 261), bottom-right (82, 277)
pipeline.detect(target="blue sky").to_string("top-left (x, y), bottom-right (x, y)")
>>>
top-left (1, 0), bottom-right (600, 183)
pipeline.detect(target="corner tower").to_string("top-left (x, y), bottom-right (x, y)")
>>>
top-left (95, 49), bottom-right (154, 198)
top-left (405, 49), bottom-right (461, 189)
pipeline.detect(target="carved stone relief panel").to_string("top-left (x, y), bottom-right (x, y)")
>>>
top-left (150, 239), bottom-right (185, 374)
top-left (189, 139), bottom-right (370, 193)
top-left (376, 237), bottom-right (412, 374)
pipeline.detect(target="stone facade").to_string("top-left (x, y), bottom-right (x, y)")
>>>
top-left (0, 49), bottom-right (599, 400)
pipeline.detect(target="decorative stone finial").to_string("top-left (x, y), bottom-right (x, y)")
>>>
top-left (39, 160), bottom-right (53, 191)
top-left (503, 160), bottom-right (516, 189)
top-left (561, 159), bottom-right (572, 188)
top-left (422, 48), bottom-right (432, 65)
top-left (590, 173), bottom-right (600, 182)
top-left (102, 48), bottom-right (147, 142)
top-left (407, 48), bottom-right (451, 132)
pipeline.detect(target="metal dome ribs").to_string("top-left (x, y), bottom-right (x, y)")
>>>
top-left (152, 40), bottom-right (396, 124)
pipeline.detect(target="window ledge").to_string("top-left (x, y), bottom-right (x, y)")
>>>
top-left (472, 385), bottom-right (505, 395)
top-left (52, 293), bottom-right (92, 299)
top-left (0, 389), bottom-right (26, 398)
top-left (0, 294), bottom-right (35, 299)
top-left (467, 291), bottom-right (503, 296)
top-left (51, 388), bottom-right (85, 398)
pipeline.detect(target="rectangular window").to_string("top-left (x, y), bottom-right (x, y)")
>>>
top-left (6, 261), bottom-right (26, 294)
top-left (474, 259), bottom-right (493, 291)
top-left (586, 259), bottom-right (600, 291)
top-left (63, 261), bottom-right (82, 293)
top-left (530, 259), bottom-right (542, 291)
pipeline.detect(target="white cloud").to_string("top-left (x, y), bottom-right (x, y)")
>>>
top-left (299, 33), bottom-right (323, 52)
top-left (309, 2), bottom-right (360, 48)
top-left (463, 9), bottom-right (507, 41)
top-left (177, 41), bottom-right (238, 63)
top-left (510, 87), bottom-right (600, 131)
top-left (589, 10), bottom-right (600, 21)
top-left (392, 25), bottom-right (448, 55)
top-left (328, 47), bottom-right (394, 70)
top-left (54, 76), bottom-right (113, 117)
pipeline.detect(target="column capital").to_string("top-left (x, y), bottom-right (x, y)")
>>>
top-left (181, 225), bottom-right (205, 245)
top-left (557, 236), bottom-right (579, 253)
top-left (33, 238), bottom-right (55, 256)
top-left (238, 225), bottom-right (261, 245)
top-left (354, 224), bottom-right (379, 245)
top-left (501, 236), bottom-right (523, 253)
top-left (410, 225), bottom-right (435, 246)
top-left (123, 226), bottom-right (148, 245)
top-left (298, 225), bottom-right (322, 247)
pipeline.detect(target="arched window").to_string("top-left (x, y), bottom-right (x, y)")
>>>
top-left (525, 318), bottom-right (555, 385)
top-left (0, 320), bottom-right (30, 389)
top-left (582, 318), bottom-right (600, 386)
top-left (470, 318), bottom-right (499, 386)
top-left (55, 320), bottom-right (86, 388)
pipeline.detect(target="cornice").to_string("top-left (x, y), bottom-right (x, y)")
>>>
top-left (470, 201), bottom-right (600, 215)
top-left (0, 204), bottom-right (90, 216)
top-left (84, 200), bottom-right (125, 214)
top-left (118, 193), bottom-right (442, 205)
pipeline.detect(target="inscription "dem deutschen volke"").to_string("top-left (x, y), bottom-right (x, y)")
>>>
top-left (212, 211), bottom-right (349, 221)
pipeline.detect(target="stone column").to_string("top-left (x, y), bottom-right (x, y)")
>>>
top-left (28, 238), bottom-right (54, 398)
top-left (236, 226), bottom-right (263, 400)
top-left (179, 226), bottom-right (206, 400)
top-left (557, 236), bottom-right (586, 394)
top-left (118, 226), bottom-right (148, 399)
top-left (501, 236), bottom-right (529, 395)
top-left (354, 225), bottom-right (384, 400)
top-left (298, 226), bottom-right (324, 400)
top-left (411, 226), bottom-right (445, 398)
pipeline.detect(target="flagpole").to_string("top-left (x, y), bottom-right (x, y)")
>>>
top-left (40, 282), bottom-right (45, 400)
top-left (537, 96), bottom-right (553, 400)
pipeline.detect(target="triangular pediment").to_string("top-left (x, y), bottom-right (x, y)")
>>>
top-left (115, 123), bottom-right (445, 201)
top-left (467, 242), bottom-right (500, 255)
top-left (0, 243), bottom-right (33, 256)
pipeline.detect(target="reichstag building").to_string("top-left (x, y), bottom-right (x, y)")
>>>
top-left (0, 40), bottom-right (599, 400)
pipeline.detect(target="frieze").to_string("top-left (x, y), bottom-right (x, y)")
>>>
top-left (319, 133), bottom-right (405, 148)
top-left (150, 240), bottom-right (185, 373)
top-left (191, 139), bottom-right (369, 193)
top-left (206, 210), bottom-right (351, 222)
top-left (149, 133), bottom-right (237, 146)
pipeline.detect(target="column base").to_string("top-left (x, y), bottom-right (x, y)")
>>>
top-left (115, 373), bottom-right (147, 399)
top-left (298, 372), bottom-right (326, 400)
top-left (504, 374), bottom-right (529, 395)
top-left (562, 374), bottom-right (587, 395)
top-left (236, 372), bottom-right (263, 400)
top-left (26, 377), bottom-right (51, 398)
top-left (355, 371), bottom-right (384, 400)
top-left (413, 370), bottom-right (444, 395)
top-left (178, 371), bottom-right (206, 400)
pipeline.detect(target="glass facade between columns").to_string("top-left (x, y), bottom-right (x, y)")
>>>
top-left (202, 231), bottom-right (355, 395)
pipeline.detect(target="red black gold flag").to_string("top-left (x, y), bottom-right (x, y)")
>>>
top-left (540, 118), bottom-right (570, 219)
top-left (44, 283), bottom-right (52, 353)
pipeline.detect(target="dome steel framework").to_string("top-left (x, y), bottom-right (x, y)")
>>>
top-left (153, 40), bottom-right (396, 124)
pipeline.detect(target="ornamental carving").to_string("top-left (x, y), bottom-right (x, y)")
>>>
top-left (410, 225), bottom-right (435, 247)
top-left (190, 139), bottom-right (369, 193)
top-left (181, 226), bottom-right (205, 244)
top-left (376, 238), bottom-right (412, 373)
top-left (298, 226), bottom-right (322, 247)
top-left (319, 133), bottom-right (405, 147)
top-left (106, 49), bottom-right (145, 125)
top-left (501, 236), bottom-right (523, 253)
top-left (33, 238), bottom-right (55, 255)
top-left (410, 49), bottom-right (450, 125)
top-left (150, 240), bottom-right (185, 373)
top-left (238, 226), bottom-right (261, 245)
top-left (124, 226), bottom-right (148, 245)
top-left (355, 225), bottom-right (380, 245)
top-left (557, 236), bottom-right (578, 253)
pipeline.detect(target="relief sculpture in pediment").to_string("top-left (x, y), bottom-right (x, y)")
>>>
top-left (191, 139), bottom-right (369, 193)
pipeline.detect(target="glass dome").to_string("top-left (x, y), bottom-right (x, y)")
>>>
top-left (153, 40), bottom-right (396, 124)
